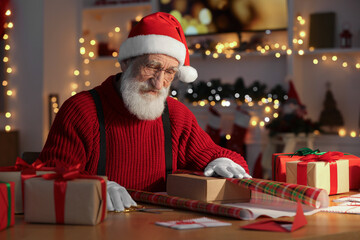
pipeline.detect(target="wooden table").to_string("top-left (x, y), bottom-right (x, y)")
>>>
top-left (1, 194), bottom-right (360, 240)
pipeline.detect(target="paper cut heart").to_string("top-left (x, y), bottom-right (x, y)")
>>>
top-left (241, 201), bottom-right (307, 232)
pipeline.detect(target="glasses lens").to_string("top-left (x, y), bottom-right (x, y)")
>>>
top-left (143, 64), bottom-right (176, 81)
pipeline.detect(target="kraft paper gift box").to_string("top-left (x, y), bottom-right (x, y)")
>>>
top-left (24, 176), bottom-right (107, 225)
top-left (166, 174), bottom-right (251, 203)
top-left (286, 160), bottom-right (349, 195)
top-left (0, 181), bottom-right (15, 231)
top-left (0, 158), bottom-right (55, 214)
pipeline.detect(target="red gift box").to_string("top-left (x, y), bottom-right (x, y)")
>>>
top-left (272, 152), bottom-right (300, 182)
top-left (272, 149), bottom-right (360, 190)
top-left (0, 181), bottom-right (15, 231)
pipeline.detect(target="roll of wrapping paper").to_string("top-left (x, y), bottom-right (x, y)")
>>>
top-left (128, 172), bottom-right (328, 221)
top-left (128, 189), bottom-right (254, 220)
top-left (174, 170), bottom-right (329, 209)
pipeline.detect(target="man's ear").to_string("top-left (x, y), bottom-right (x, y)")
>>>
top-left (120, 60), bottom-right (128, 72)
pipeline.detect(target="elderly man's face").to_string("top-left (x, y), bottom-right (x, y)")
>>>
top-left (120, 54), bottom-right (179, 120)
top-left (126, 54), bottom-right (179, 92)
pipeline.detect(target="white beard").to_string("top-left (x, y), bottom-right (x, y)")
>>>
top-left (120, 65), bottom-right (170, 120)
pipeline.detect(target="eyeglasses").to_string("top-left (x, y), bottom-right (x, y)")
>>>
top-left (142, 63), bottom-right (178, 82)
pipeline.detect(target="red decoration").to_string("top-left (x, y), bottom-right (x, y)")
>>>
top-left (340, 26), bottom-right (352, 48)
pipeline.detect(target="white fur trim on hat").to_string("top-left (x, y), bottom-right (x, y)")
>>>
top-left (118, 34), bottom-right (186, 65)
top-left (178, 65), bottom-right (198, 83)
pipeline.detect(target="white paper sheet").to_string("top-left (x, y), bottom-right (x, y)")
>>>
top-left (224, 191), bottom-right (321, 219)
top-left (321, 193), bottom-right (360, 214)
top-left (224, 202), bottom-right (320, 219)
top-left (155, 217), bottom-right (232, 230)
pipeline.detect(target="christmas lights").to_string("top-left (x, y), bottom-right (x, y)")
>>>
top-left (0, 2), bottom-right (13, 132)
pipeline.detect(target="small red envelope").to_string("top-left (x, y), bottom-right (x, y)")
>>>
top-left (241, 201), bottom-right (307, 232)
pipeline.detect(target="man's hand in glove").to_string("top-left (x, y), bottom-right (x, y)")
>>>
top-left (107, 181), bottom-right (137, 212)
top-left (204, 158), bottom-right (252, 179)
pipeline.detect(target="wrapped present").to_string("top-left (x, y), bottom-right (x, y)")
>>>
top-left (24, 165), bottom-right (107, 225)
top-left (0, 181), bottom-right (15, 231)
top-left (167, 173), bottom-right (251, 203)
top-left (273, 148), bottom-right (360, 190)
top-left (0, 157), bottom-right (55, 213)
top-left (286, 152), bottom-right (349, 195)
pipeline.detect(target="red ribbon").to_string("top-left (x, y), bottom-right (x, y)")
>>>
top-left (0, 157), bottom-right (50, 172)
top-left (298, 151), bottom-right (344, 162)
top-left (296, 152), bottom-right (342, 195)
top-left (41, 164), bottom-right (106, 224)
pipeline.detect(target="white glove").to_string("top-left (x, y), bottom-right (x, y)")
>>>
top-left (204, 158), bottom-right (252, 179)
top-left (107, 181), bottom-right (137, 212)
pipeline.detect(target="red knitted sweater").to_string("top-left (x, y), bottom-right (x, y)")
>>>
top-left (40, 75), bottom-right (249, 191)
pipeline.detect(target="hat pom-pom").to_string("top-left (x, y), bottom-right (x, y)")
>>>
top-left (178, 65), bottom-right (198, 83)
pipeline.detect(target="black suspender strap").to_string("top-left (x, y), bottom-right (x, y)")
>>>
top-left (162, 101), bottom-right (173, 180)
top-left (89, 89), bottom-right (107, 176)
top-left (89, 87), bottom-right (172, 180)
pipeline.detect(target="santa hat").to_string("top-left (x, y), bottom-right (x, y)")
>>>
top-left (118, 12), bottom-right (198, 83)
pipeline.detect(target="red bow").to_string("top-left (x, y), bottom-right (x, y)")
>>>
top-left (0, 157), bottom-right (48, 172)
top-left (41, 163), bottom-right (82, 181)
top-left (299, 151), bottom-right (344, 162)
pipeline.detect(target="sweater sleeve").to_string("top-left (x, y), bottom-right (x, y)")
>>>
top-left (39, 91), bottom-right (99, 172)
top-left (168, 98), bottom-right (249, 173)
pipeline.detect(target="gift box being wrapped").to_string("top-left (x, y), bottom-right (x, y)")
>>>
top-left (24, 170), bottom-right (107, 225)
top-left (286, 152), bottom-right (349, 195)
top-left (0, 157), bottom-right (55, 213)
top-left (167, 173), bottom-right (251, 203)
top-left (0, 181), bottom-right (15, 231)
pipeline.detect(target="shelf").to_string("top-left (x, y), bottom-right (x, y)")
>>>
top-left (302, 48), bottom-right (360, 55)
top-left (190, 50), bottom-right (287, 59)
top-left (83, 2), bottom-right (151, 14)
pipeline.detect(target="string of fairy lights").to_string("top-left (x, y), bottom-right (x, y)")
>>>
top-left (1, 7), bottom-right (13, 132)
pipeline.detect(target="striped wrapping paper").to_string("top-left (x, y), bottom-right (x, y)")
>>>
top-left (174, 170), bottom-right (329, 209)
top-left (128, 189), bottom-right (254, 220)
